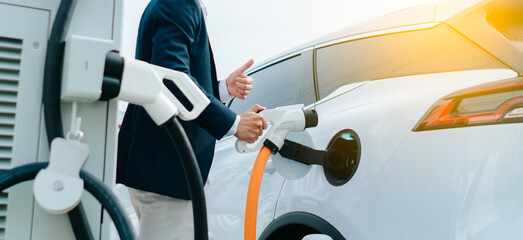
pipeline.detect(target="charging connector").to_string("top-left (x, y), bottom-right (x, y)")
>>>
top-left (236, 104), bottom-right (318, 153)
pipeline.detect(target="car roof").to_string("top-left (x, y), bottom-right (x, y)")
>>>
top-left (248, 0), bottom-right (523, 76)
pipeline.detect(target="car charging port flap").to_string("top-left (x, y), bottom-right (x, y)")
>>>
top-left (324, 130), bottom-right (361, 186)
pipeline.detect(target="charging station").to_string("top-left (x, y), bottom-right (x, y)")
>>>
top-left (0, 1), bottom-right (122, 239)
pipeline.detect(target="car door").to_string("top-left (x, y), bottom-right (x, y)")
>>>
top-left (206, 49), bottom-right (315, 239)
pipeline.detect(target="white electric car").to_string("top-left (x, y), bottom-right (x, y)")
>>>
top-left (206, 0), bottom-right (523, 239)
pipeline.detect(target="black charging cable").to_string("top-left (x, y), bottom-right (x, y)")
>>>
top-left (0, 163), bottom-right (136, 240)
top-left (162, 117), bottom-right (209, 240)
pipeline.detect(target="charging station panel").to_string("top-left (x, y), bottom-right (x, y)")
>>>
top-left (0, 4), bottom-right (49, 239)
top-left (0, 1), bottom-right (122, 239)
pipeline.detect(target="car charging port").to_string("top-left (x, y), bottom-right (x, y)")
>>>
top-left (277, 129), bottom-right (361, 186)
top-left (324, 130), bottom-right (361, 186)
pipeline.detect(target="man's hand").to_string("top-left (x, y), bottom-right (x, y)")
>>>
top-left (226, 59), bottom-right (255, 99)
top-left (235, 105), bottom-right (268, 143)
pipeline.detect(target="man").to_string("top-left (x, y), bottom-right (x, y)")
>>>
top-left (116, 0), bottom-right (267, 239)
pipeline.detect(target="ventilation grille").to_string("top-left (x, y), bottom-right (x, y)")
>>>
top-left (0, 36), bottom-right (22, 240)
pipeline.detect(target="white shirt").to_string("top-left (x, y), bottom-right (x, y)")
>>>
top-left (219, 80), bottom-right (241, 136)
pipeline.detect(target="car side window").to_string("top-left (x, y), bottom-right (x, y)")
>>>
top-left (315, 26), bottom-right (505, 99)
top-left (229, 50), bottom-right (315, 114)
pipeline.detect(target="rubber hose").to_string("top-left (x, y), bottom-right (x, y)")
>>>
top-left (80, 169), bottom-right (137, 240)
top-left (162, 117), bottom-right (208, 240)
top-left (0, 163), bottom-right (137, 240)
top-left (244, 146), bottom-right (272, 240)
top-left (42, 0), bottom-right (77, 143)
top-left (64, 200), bottom-right (94, 239)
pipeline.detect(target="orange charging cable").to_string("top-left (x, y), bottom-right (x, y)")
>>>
top-left (244, 146), bottom-right (272, 240)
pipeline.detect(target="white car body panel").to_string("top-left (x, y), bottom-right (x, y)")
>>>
top-left (347, 125), bottom-right (523, 239)
top-left (275, 69), bottom-right (519, 238)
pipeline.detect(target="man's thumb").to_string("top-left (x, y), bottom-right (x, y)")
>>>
top-left (238, 59), bottom-right (255, 73)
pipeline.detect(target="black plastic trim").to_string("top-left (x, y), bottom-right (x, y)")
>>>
top-left (304, 108), bottom-right (318, 128)
top-left (259, 212), bottom-right (345, 240)
top-left (247, 54), bottom-right (300, 76)
top-left (264, 139), bottom-right (280, 154)
top-left (279, 139), bottom-right (325, 165)
top-left (103, 51), bottom-right (124, 78)
top-left (100, 51), bottom-right (124, 100)
top-left (100, 76), bottom-right (121, 100)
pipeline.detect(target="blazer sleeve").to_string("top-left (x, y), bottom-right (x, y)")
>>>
top-left (148, 1), bottom-right (236, 139)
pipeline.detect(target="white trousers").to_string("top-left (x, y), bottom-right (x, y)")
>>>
top-left (128, 187), bottom-right (194, 240)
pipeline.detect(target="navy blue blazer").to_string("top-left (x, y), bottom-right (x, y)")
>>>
top-left (116, 0), bottom-right (237, 200)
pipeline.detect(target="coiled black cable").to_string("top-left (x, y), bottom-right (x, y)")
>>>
top-left (0, 163), bottom-right (136, 240)
top-left (162, 117), bottom-right (208, 240)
